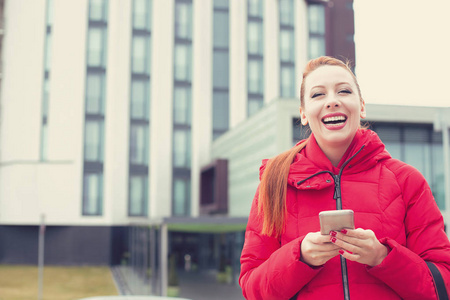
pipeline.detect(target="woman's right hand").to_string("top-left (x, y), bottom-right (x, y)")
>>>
top-left (300, 231), bottom-right (341, 266)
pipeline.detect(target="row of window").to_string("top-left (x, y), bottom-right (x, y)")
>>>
top-left (83, 0), bottom-right (109, 216)
top-left (173, 0), bottom-right (193, 216)
top-left (129, 0), bottom-right (152, 217)
top-left (56, 0), bottom-right (328, 217)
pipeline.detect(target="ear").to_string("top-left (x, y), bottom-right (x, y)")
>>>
top-left (299, 107), bottom-right (308, 125)
top-left (360, 99), bottom-right (366, 119)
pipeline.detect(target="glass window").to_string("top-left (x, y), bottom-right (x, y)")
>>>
top-left (404, 127), bottom-right (431, 181)
top-left (309, 36), bottom-right (326, 59)
top-left (248, 59), bottom-right (263, 94)
top-left (213, 52), bottom-right (229, 89)
top-left (83, 173), bottom-right (103, 215)
top-left (213, 10), bottom-right (229, 48)
top-left (173, 178), bottom-right (190, 215)
top-left (45, 33), bottom-right (52, 72)
top-left (89, 0), bottom-right (107, 21)
top-left (280, 29), bottom-right (294, 62)
top-left (131, 80), bottom-right (149, 119)
top-left (308, 4), bottom-right (325, 34)
top-left (213, 91), bottom-right (229, 131)
top-left (248, 21), bottom-right (262, 55)
top-left (132, 36), bottom-right (149, 74)
top-left (248, 98), bottom-right (263, 117)
top-left (248, 0), bottom-right (262, 17)
top-left (173, 129), bottom-right (191, 168)
top-left (41, 124), bottom-right (48, 161)
top-left (85, 120), bottom-right (103, 162)
top-left (214, 0), bottom-right (228, 9)
top-left (133, 0), bottom-right (151, 30)
top-left (431, 140), bottom-right (445, 209)
top-left (374, 125), bottom-right (402, 159)
top-left (87, 28), bottom-right (105, 67)
top-left (130, 124), bottom-right (148, 165)
top-left (280, 65), bottom-right (295, 98)
top-left (173, 87), bottom-right (191, 125)
top-left (46, 0), bottom-right (54, 26)
top-left (129, 175), bottom-right (148, 216)
top-left (86, 73), bottom-right (104, 114)
top-left (174, 44), bottom-right (192, 81)
top-left (43, 78), bottom-right (50, 117)
top-left (279, 0), bottom-right (293, 26)
top-left (175, 2), bottom-right (192, 39)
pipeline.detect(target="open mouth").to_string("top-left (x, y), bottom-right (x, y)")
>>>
top-left (322, 115), bottom-right (347, 126)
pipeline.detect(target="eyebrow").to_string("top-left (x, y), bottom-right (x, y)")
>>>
top-left (311, 82), bottom-right (351, 89)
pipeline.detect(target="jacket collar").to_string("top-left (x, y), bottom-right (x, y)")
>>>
top-left (286, 129), bottom-right (391, 188)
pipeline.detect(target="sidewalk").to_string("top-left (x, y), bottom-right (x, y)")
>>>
top-left (178, 271), bottom-right (245, 300)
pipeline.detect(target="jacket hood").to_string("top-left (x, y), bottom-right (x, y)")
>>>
top-left (259, 129), bottom-right (391, 189)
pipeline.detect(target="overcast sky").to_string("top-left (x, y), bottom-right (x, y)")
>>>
top-left (353, 0), bottom-right (450, 107)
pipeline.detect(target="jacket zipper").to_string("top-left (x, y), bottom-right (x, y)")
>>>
top-left (296, 145), bottom-right (365, 300)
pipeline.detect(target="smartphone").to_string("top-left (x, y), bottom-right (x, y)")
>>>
top-left (319, 209), bottom-right (355, 235)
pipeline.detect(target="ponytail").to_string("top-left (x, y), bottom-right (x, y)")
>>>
top-left (258, 139), bottom-right (309, 237)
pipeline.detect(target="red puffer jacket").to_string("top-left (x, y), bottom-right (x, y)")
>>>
top-left (240, 129), bottom-right (450, 300)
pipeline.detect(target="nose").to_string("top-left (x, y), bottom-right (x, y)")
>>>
top-left (325, 96), bottom-right (341, 109)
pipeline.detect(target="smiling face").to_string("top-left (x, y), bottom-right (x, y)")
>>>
top-left (300, 65), bottom-right (366, 152)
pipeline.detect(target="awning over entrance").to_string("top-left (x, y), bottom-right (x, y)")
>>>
top-left (129, 216), bottom-right (248, 296)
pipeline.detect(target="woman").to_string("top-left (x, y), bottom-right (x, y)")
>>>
top-left (239, 56), bottom-right (450, 299)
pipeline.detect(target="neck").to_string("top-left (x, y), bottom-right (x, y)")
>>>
top-left (323, 144), bottom-right (350, 167)
top-left (315, 139), bottom-right (353, 168)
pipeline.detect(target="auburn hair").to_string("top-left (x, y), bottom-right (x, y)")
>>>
top-left (258, 56), bottom-right (363, 237)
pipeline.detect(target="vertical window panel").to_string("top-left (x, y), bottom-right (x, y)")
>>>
top-left (175, 2), bottom-right (192, 39)
top-left (248, 98), bottom-right (263, 117)
top-left (133, 0), bottom-right (151, 30)
top-left (89, 0), bottom-right (107, 21)
top-left (213, 52), bottom-right (229, 89)
top-left (308, 4), bottom-right (325, 34)
top-left (280, 65), bottom-right (295, 98)
top-left (214, 0), bottom-right (228, 9)
top-left (279, 0), bottom-right (293, 26)
top-left (46, 0), bottom-right (54, 26)
top-left (174, 44), bottom-right (191, 81)
top-left (87, 28), bottom-right (106, 67)
top-left (85, 120), bottom-right (104, 162)
top-left (173, 129), bottom-right (191, 168)
top-left (129, 175), bottom-right (148, 216)
top-left (403, 127), bottom-right (431, 181)
top-left (213, 11), bottom-right (229, 48)
top-left (174, 87), bottom-right (191, 125)
top-left (248, 0), bottom-right (262, 17)
top-left (248, 59), bottom-right (262, 94)
top-left (213, 92), bottom-right (229, 131)
top-left (132, 36), bottom-right (149, 74)
top-left (45, 33), bottom-right (52, 72)
top-left (309, 37), bottom-right (326, 59)
top-left (41, 124), bottom-right (48, 161)
top-left (248, 21), bottom-right (262, 55)
top-left (42, 78), bottom-right (50, 118)
top-left (280, 30), bottom-right (294, 62)
top-left (130, 124), bottom-right (148, 165)
top-left (173, 178), bottom-right (190, 216)
top-left (131, 80), bottom-right (149, 119)
top-left (86, 73), bottom-right (104, 114)
top-left (83, 173), bottom-right (103, 215)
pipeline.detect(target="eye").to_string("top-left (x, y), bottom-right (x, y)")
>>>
top-left (339, 89), bottom-right (352, 95)
top-left (311, 92), bottom-right (324, 99)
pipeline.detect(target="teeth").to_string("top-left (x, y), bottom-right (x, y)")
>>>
top-left (323, 116), bottom-right (346, 123)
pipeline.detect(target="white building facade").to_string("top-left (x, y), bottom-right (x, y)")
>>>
top-left (1, 0), bottom-right (398, 266)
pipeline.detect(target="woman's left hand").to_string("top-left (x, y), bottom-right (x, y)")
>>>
top-left (329, 228), bottom-right (389, 267)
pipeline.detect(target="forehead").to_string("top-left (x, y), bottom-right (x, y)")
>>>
top-left (304, 65), bottom-right (355, 90)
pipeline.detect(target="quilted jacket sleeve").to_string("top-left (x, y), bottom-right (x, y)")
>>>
top-left (367, 162), bottom-right (450, 300)
top-left (239, 187), bottom-right (323, 300)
